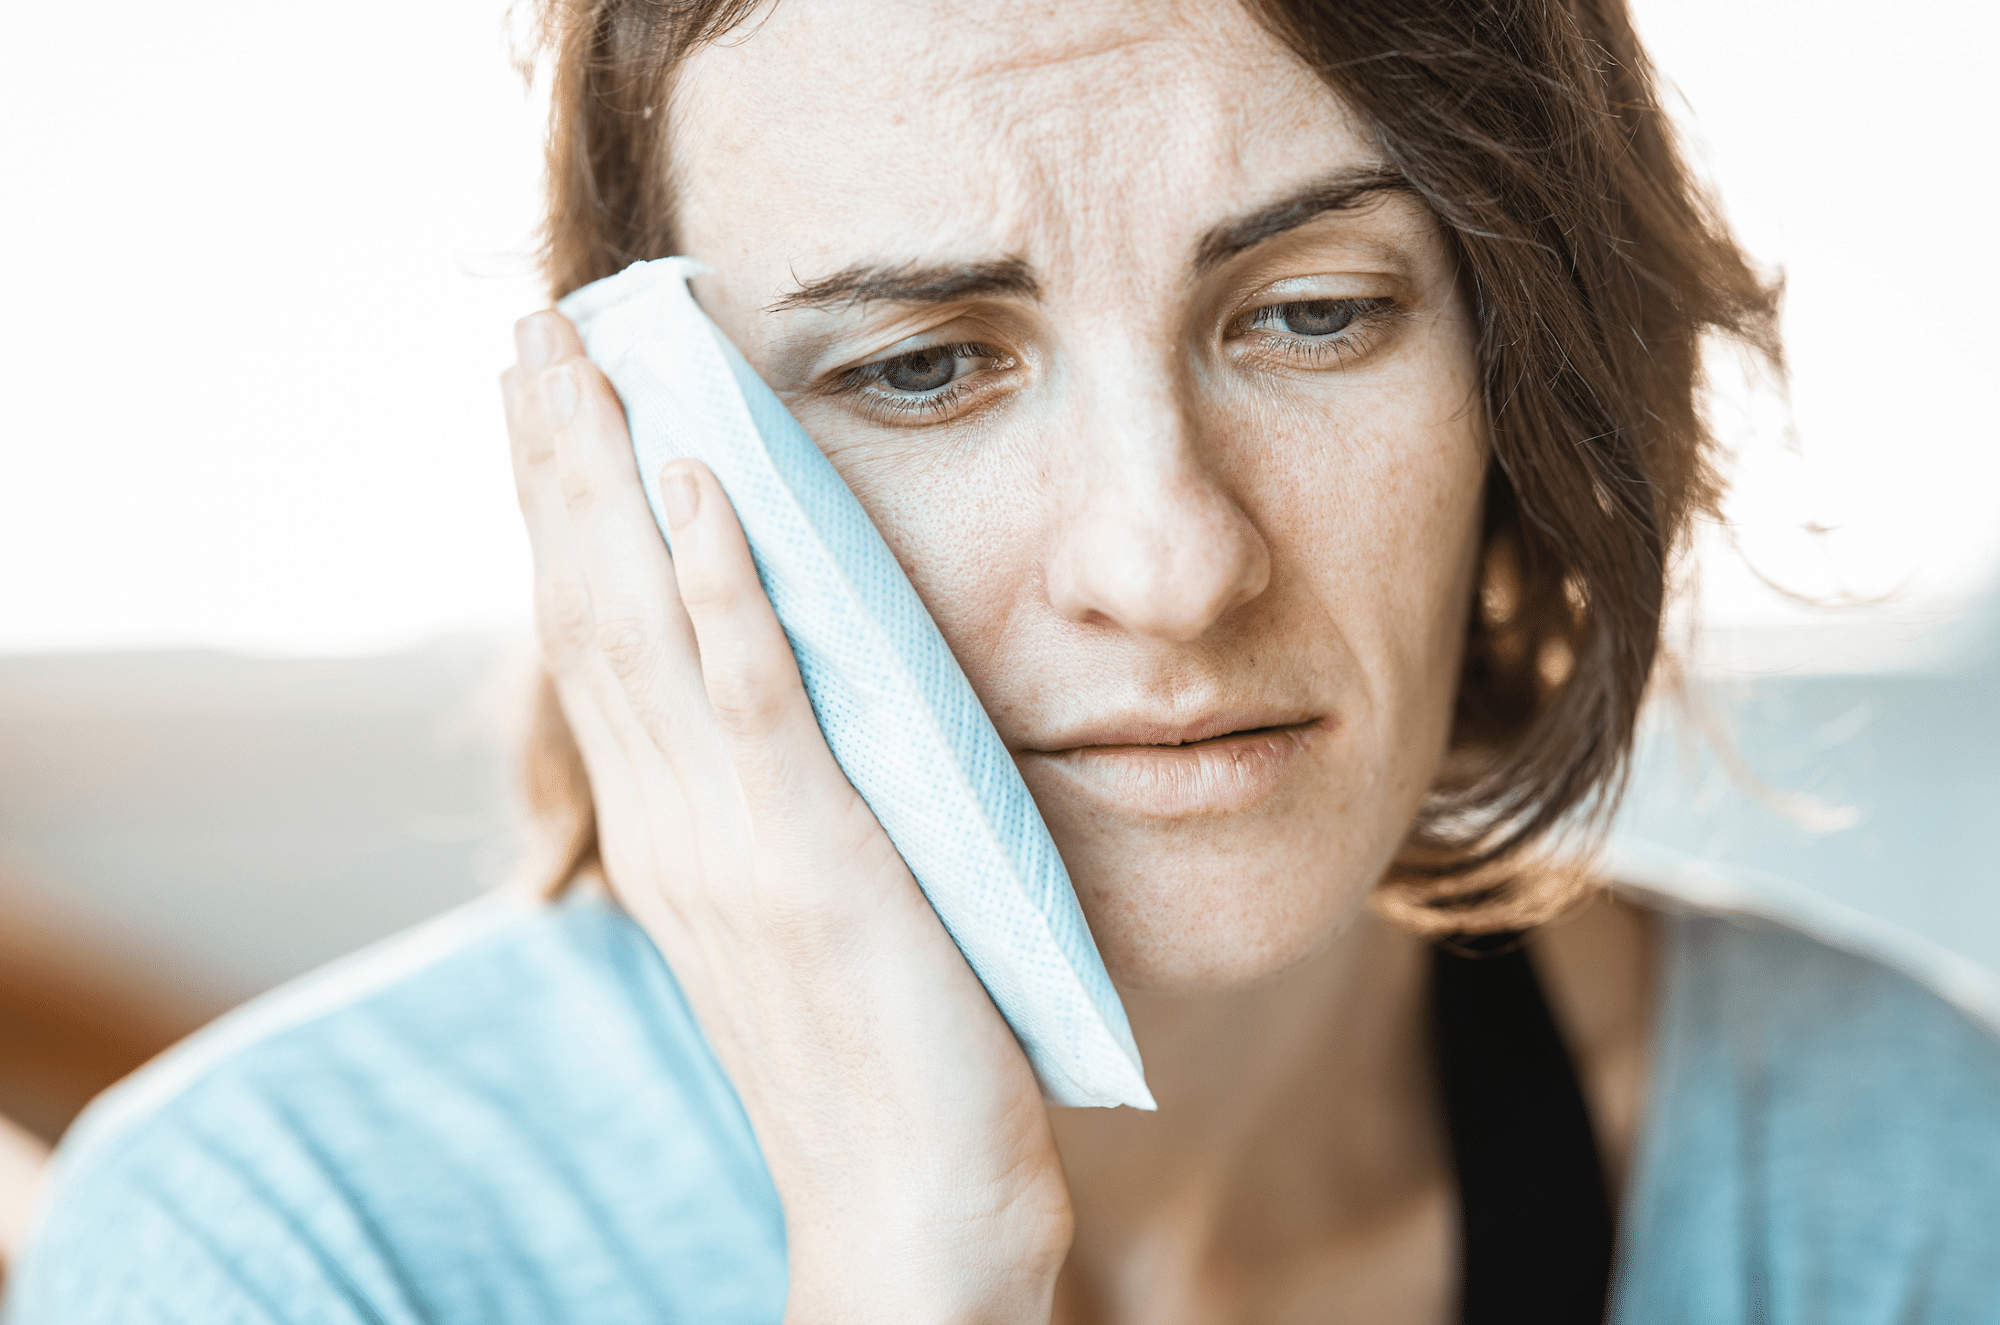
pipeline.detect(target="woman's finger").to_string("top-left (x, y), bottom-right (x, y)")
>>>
top-left (504, 318), bottom-right (596, 676)
top-left (551, 355), bottom-right (716, 760)
top-left (548, 661), bottom-right (702, 922)
top-left (660, 458), bottom-right (883, 868)
top-left (502, 310), bottom-right (587, 501)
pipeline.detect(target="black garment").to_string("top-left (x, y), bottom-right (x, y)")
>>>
top-left (1433, 934), bottom-right (1615, 1325)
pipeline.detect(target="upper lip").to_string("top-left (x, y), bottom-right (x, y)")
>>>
top-left (1020, 709), bottom-right (1324, 753)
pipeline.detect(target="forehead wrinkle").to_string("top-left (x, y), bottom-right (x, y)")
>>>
top-left (672, 0), bottom-right (1380, 325)
top-left (956, 31), bottom-right (1193, 92)
top-left (897, 0), bottom-right (1251, 92)
top-left (965, 75), bottom-right (1274, 295)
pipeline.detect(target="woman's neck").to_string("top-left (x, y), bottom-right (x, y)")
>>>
top-left (1049, 908), bottom-right (1453, 1323)
top-left (1046, 893), bottom-right (1658, 1323)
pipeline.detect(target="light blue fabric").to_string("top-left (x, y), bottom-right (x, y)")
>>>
top-left (1612, 909), bottom-right (2000, 1321)
top-left (7, 882), bottom-right (1999, 1322)
top-left (556, 259), bottom-right (1147, 1109)
top-left (6, 890), bottom-right (788, 1325)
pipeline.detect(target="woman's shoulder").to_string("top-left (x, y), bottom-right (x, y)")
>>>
top-left (1614, 860), bottom-right (2000, 1323)
top-left (1655, 903), bottom-right (2000, 1125)
top-left (5, 887), bottom-right (786, 1325)
top-left (1620, 844), bottom-right (2000, 1108)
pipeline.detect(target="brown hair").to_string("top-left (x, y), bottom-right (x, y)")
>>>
top-left (515, 0), bottom-right (1780, 931)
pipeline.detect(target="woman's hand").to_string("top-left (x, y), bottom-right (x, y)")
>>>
top-left (502, 310), bottom-right (1071, 1323)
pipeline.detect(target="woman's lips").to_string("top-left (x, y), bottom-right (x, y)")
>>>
top-left (1021, 717), bottom-right (1328, 819)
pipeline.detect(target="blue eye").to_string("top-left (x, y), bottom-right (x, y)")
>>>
top-left (1254, 299), bottom-right (1376, 338)
top-left (880, 346), bottom-right (965, 393)
top-left (1273, 300), bottom-right (1357, 336)
top-left (870, 343), bottom-right (1007, 396)
top-left (1232, 296), bottom-right (1401, 369)
top-left (829, 341), bottom-right (1019, 422)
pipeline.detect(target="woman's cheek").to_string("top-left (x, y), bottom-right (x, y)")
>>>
top-left (811, 420), bottom-right (1048, 699)
top-left (1255, 379), bottom-right (1485, 798)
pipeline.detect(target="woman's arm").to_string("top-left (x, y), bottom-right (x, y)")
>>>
top-left (502, 310), bottom-right (1071, 1323)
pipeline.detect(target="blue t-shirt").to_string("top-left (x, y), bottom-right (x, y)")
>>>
top-left (7, 883), bottom-right (2000, 1323)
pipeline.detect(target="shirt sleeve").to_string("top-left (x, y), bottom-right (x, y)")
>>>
top-left (4, 1104), bottom-right (420, 1325)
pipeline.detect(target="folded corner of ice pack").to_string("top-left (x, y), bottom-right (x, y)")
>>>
top-left (558, 257), bottom-right (1153, 1110)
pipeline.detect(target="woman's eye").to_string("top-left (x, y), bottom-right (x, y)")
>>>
top-left (1269, 300), bottom-right (1359, 337)
top-left (874, 344), bottom-right (1005, 394)
top-left (832, 341), bottom-right (1017, 421)
top-left (1233, 296), bottom-right (1399, 368)
top-left (877, 346), bottom-right (958, 392)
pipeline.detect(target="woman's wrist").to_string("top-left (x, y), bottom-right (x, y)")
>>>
top-left (784, 1252), bottom-right (1065, 1325)
top-left (782, 1189), bottom-right (1072, 1325)
top-left (784, 1276), bottom-right (1059, 1325)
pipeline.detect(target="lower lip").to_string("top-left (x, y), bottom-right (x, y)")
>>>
top-left (1029, 721), bottom-right (1326, 819)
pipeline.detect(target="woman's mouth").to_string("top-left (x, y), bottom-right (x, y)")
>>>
top-left (1020, 715), bottom-right (1329, 819)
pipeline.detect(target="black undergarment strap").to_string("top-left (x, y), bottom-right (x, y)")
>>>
top-left (1433, 933), bottom-right (1614, 1325)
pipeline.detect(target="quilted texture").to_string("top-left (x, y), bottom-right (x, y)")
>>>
top-left (558, 258), bottom-right (1151, 1109)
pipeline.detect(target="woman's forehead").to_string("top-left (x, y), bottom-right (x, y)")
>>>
top-left (678, 0), bottom-right (1300, 107)
top-left (670, 0), bottom-right (1376, 286)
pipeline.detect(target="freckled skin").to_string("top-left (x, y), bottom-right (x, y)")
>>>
top-left (674, 0), bottom-right (1488, 993)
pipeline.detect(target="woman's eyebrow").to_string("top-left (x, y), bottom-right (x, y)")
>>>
top-left (1193, 167), bottom-right (1414, 274)
top-left (763, 169), bottom-right (1408, 315)
top-left (767, 256), bottom-right (1041, 313)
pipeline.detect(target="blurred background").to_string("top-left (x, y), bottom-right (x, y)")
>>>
top-left (1, 0), bottom-right (1997, 1260)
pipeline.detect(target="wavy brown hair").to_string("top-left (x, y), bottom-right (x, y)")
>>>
top-left (514, 0), bottom-right (1780, 932)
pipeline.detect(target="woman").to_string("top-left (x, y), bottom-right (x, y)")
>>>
top-left (8, 0), bottom-right (1998, 1320)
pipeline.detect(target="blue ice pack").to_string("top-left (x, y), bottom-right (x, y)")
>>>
top-left (560, 258), bottom-right (1151, 1109)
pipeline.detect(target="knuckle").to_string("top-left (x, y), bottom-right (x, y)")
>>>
top-left (508, 421), bottom-right (552, 482)
top-left (555, 442), bottom-right (600, 512)
top-left (703, 659), bottom-right (784, 738)
top-left (515, 442), bottom-right (557, 498)
top-left (675, 561), bottom-right (738, 620)
top-left (511, 437), bottom-right (558, 503)
top-left (535, 573), bottom-right (594, 658)
top-left (593, 610), bottom-right (655, 678)
top-left (510, 378), bottom-right (559, 461)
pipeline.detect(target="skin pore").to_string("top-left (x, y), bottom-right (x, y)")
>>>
top-left (507, 0), bottom-right (1655, 1319)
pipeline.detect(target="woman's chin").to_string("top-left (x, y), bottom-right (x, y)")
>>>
top-left (1073, 855), bottom-right (1371, 996)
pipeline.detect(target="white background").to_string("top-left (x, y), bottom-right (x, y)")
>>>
top-left (3, 0), bottom-right (1997, 658)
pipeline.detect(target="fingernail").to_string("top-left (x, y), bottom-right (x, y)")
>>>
top-left (544, 363), bottom-right (578, 426)
top-left (662, 467), bottom-right (699, 530)
top-left (516, 313), bottom-right (554, 369)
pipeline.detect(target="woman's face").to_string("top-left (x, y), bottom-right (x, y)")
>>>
top-left (672, 0), bottom-right (1487, 993)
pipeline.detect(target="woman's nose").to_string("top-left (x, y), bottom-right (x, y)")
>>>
top-left (1044, 381), bottom-right (1271, 643)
